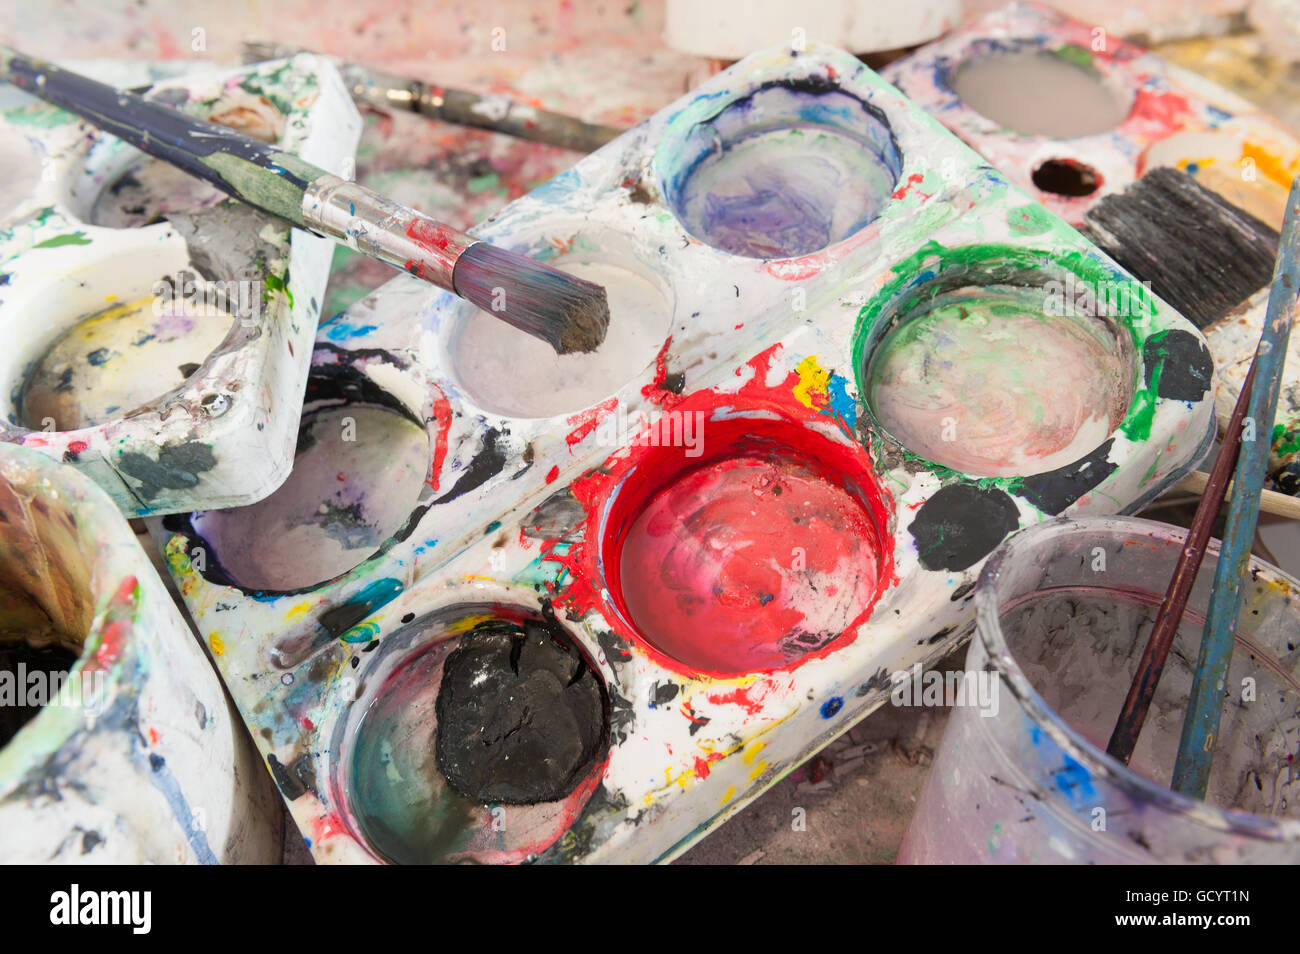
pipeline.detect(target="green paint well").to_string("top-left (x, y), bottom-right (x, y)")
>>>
top-left (852, 241), bottom-right (1160, 486)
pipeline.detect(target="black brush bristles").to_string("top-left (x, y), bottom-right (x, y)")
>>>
top-left (1082, 167), bottom-right (1280, 330)
top-left (452, 242), bottom-right (611, 354)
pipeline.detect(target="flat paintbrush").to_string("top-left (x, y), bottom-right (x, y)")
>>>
top-left (0, 47), bottom-right (610, 355)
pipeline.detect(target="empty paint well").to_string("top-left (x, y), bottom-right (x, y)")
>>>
top-left (599, 411), bottom-right (892, 676)
top-left (948, 48), bottom-right (1131, 139)
top-left (656, 79), bottom-right (902, 258)
top-left (337, 603), bottom-right (608, 864)
top-left (900, 517), bottom-right (1300, 863)
top-left (178, 369), bottom-right (429, 593)
top-left (446, 237), bottom-right (672, 418)
top-left (861, 249), bottom-right (1135, 479)
top-left (18, 291), bottom-right (238, 431)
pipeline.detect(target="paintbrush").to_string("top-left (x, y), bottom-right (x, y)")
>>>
top-left (241, 40), bottom-right (623, 154)
top-left (0, 47), bottom-right (610, 355)
top-left (1104, 362), bottom-right (1254, 764)
top-left (1171, 175), bottom-right (1300, 798)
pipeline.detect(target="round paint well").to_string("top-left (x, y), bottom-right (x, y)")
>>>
top-left (185, 388), bottom-right (429, 592)
top-left (77, 86), bottom-right (283, 229)
top-left (656, 80), bottom-right (902, 259)
top-left (88, 158), bottom-right (229, 229)
top-left (18, 294), bottom-right (238, 431)
top-left (447, 256), bottom-right (671, 418)
top-left (865, 282), bottom-right (1133, 478)
top-left (337, 603), bottom-right (608, 865)
top-left (600, 413), bottom-right (892, 676)
top-left (949, 49), bottom-right (1131, 139)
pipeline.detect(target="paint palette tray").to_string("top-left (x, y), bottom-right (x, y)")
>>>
top-left (882, 1), bottom-right (1300, 229)
top-left (152, 44), bottom-right (1216, 863)
top-left (0, 442), bottom-right (281, 863)
top-left (0, 55), bottom-right (361, 515)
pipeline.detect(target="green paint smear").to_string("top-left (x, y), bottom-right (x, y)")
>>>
top-left (1053, 44), bottom-right (1099, 74)
top-left (264, 269), bottom-right (294, 308)
top-left (1272, 421), bottom-right (1300, 457)
top-left (32, 231), bottom-right (92, 248)
top-left (200, 152), bottom-right (320, 227)
top-left (1006, 203), bottom-right (1054, 236)
top-left (2, 102), bottom-right (77, 129)
top-left (466, 172), bottom-right (500, 194)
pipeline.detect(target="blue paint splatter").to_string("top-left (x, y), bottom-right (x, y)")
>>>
top-left (322, 322), bottom-right (378, 342)
top-left (820, 696), bottom-right (843, 718)
top-left (143, 751), bottom-right (218, 864)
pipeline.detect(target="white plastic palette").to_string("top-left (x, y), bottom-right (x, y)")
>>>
top-left (0, 54), bottom-right (360, 515)
top-left (153, 44), bottom-right (1216, 864)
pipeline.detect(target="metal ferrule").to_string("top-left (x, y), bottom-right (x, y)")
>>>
top-left (302, 174), bottom-right (476, 290)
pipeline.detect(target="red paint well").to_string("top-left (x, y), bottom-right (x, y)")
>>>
top-left (549, 346), bottom-right (895, 679)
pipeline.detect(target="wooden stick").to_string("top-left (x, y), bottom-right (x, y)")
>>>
top-left (1172, 177), bottom-right (1300, 797)
top-left (1173, 470), bottom-right (1300, 520)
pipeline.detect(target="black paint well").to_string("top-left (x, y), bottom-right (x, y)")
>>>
top-left (435, 616), bottom-right (606, 805)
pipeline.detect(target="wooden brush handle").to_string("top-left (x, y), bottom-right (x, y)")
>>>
top-left (0, 46), bottom-right (328, 228)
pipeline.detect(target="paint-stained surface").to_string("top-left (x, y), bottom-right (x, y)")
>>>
top-left (884, 2), bottom-right (1300, 494)
top-left (150, 44), bottom-right (1216, 865)
top-left (0, 56), bottom-right (361, 515)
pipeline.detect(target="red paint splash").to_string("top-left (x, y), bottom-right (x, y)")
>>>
top-left (891, 172), bottom-right (933, 202)
top-left (564, 396), bottom-right (618, 449)
top-left (1126, 88), bottom-right (1194, 139)
top-left (707, 677), bottom-right (786, 716)
top-left (426, 390), bottom-right (453, 492)
top-left (86, 574), bottom-right (139, 674)
top-left (640, 337), bottom-right (685, 409)
top-left (545, 465), bottom-right (560, 483)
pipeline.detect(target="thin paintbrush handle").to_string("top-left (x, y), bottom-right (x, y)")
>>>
top-left (340, 65), bottom-right (622, 153)
top-left (1171, 176), bottom-right (1300, 798)
top-left (1104, 362), bottom-right (1254, 764)
top-left (0, 47), bottom-right (478, 291)
top-left (241, 41), bottom-right (621, 153)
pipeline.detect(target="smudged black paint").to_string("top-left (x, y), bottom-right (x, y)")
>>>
top-left (1018, 439), bottom-right (1118, 515)
top-left (909, 483), bottom-right (1020, 572)
top-left (429, 428), bottom-right (508, 506)
top-left (117, 440), bottom-right (217, 501)
top-left (1144, 329), bottom-right (1212, 402)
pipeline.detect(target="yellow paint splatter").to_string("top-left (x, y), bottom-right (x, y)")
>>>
top-left (209, 633), bottom-right (224, 656)
top-left (793, 355), bottom-right (830, 411)
top-left (1242, 140), bottom-right (1298, 189)
top-left (446, 613), bottom-right (493, 634)
top-left (721, 785), bottom-right (736, 805)
top-left (285, 601), bottom-right (312, 620)
top-left (742, 739), bottom-right (767, 766)
top-left (749, 760), bottom-right (769, 782)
